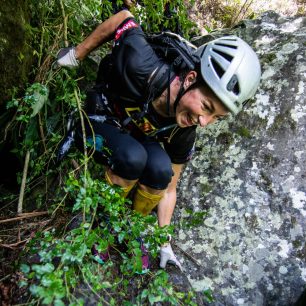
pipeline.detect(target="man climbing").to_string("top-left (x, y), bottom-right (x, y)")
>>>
top-left (57, 9), bottom-right (261, 272)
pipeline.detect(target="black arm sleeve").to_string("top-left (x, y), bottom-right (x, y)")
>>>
top-left (110, 17), bottom-right (165, 102)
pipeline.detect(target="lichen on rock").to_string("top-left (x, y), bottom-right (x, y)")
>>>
top-left (176, 11), bottom-right (306, 305)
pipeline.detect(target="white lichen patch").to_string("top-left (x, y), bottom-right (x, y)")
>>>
top-left (269, 213), bottom-right (282, 230)
top-left (262, 66), bottom-right (276, 80)
top-left (277, 240), bottom-right (292, 258)
top-left (281, 175), bottom-right (295, 193)
top-left (294, 166), bottom-right (301, 173)
top-left (267, 142), bottom-right (274, 150)
top-left (237, 298), bottom-right (245, 305)
top-left (198, 176), bottom-right (209, 185)
top-left (188, 277), bottom-right (214, 292)
top-left (177, 239), bottom-right (194, 251)
top-left (261, 22), bottom-right (278, 31)
top-left (300, 267), bottom-right (306, 282)
top-left (248, 262), bottom-right (265, 282)
top-left (290, 223), bottom-right (303, 240)
top-left (221, 286), bottom-right (238, 295)
top-left (296, 62), bottom-right (306, 74)
top-left (294, 151), bottom-right (304, 159)
top-left (245, 184), bottom-right (270, 206)
top-left (297, 81), bottom-right (305, 95)
top-left (280, 18), bottom-right (304, 33)
top-left (291, 103), bottom-right (306, 122)
top-left (279, 42), bottom-right (299, 55)
top-left (289, 188), bottom-right (306, 210)
top-left (246, 93), bottom-right (270, 120)
top-left (203, 217), bottom-right (216, 228)
top-left (279, 266), bottom-right (288, 274)
top-left (178, 229), bottom-right (186, 240)
top-left (255, 35), bottom-right (276, 48)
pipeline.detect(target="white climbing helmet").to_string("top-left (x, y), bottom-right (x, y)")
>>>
top-left (195, 36), bottom-right (261, 115)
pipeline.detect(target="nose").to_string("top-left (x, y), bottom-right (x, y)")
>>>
top-left (198, 115), bottom-right (214, 127)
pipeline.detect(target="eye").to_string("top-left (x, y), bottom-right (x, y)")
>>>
top-left (202, 101), bottom-right (212, 113)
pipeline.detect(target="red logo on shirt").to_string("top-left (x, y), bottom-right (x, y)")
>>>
top-left (115, 20), bottom-right (138, 40)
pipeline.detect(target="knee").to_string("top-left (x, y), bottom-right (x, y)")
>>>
top-left (111, 144), bottom-right (147, 180)
top-left (141, 160), bottom-right (173, 190)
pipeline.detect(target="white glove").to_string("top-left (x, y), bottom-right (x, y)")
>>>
top-left (159, 243), bottom-right (182, 271)
top-left (56, 47), bottom-right (79, 68)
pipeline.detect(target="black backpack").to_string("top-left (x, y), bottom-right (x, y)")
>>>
top-left (146, 31), bottom-right (199, 73)
top-left (94, 31), bottom-right (200, 119)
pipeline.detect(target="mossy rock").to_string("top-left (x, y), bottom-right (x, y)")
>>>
top-left (0, 0), bottom-right (33, 108)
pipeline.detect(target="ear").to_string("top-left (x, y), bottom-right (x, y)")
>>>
top-left (184, 71), bottom-right (197, 89)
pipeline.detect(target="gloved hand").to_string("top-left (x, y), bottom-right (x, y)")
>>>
top-left (56, 47), bottom-right (79, 68)
top-left (159, 243), bottom-right (182, 271)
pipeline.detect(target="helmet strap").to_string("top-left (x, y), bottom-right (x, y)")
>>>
top-left (166, 70), bottom-right (198, 116)
top-left (173, 82), bottom-right (186, 114)
top-left (166, 64), bottom-right (172, 116)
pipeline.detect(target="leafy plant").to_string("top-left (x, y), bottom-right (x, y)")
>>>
top-left (203, 288), bottom-right (215, 303)
top-left (131, 0), bottom-right (197, 37)
top-left (181, 208), bottom-right (208, 229)
top-left (135, 270), bottom-right (197, 305)
top-left (19, 174), bottom-right (184, 305)
top-left (2, 0), bottom-right (208, 304)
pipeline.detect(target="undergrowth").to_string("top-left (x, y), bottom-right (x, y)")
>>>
top-left (1, 0), bottom-right (200, 304)
top-left (19, 173), bottom-right (191, 305)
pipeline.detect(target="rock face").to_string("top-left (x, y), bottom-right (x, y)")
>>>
top-left (0, 0), bottom-right (33, 107)
top-left (175, 12), bottom-right (306, 305)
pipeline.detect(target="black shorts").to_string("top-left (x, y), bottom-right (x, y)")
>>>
top-left (76, 118), bottom-right (173, 190)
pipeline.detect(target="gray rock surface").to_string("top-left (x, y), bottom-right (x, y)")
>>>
top-left (174, 12), bottom-right (306, 306)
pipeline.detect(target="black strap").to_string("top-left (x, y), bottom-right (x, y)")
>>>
top-left (166, 64), bottom-right (172, 115)
top-left (173, 82), bottom-right (186, 113)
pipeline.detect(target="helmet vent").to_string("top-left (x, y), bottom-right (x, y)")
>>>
top-left (227, 74), bottom-right (240, 95)
top-left (211, 57), bottom-right (225, 78)
top-left (215, 42), bottom-right (238, 50)
top-left (232, 82), bottom-right (240, 95)
top-left (213, 48), bottom-right (234, 63)
top-left (221, 37), bottom-right (238, 41)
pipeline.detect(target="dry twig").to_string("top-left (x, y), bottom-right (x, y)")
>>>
top-left (0, 239), bottom-right (30, 249)
top-left (173, 242), bottom-right (202, 266)
top-left (17, 150), bottom-right (31, 214)
top-left (0, 211), bottom-right (49, 224)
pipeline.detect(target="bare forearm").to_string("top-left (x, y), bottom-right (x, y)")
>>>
top-left (157, 163), bottom-right (183, 227)
top-left (75, 10), bottom-right (133, 60)
top-left (157, 189), bottom-right (177, 227)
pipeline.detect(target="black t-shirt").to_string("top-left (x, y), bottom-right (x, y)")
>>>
top-left (102, 17), bottom-right (196, 164)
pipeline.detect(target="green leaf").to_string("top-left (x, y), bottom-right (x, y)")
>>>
top-left (84, 197), bottom-right (92, 206)
top-left (148, 294), bottom-right (163, 304)
top-left (54, 299), bottom-right (65, 306)
top-left (118, 232), bottom-right (126, 243)
top-left (31, 85), bottom-right (49, 117)
top-left (24, 117), bottom-right (39, 147)
top-left (19, 280), bottom-right (28, 288)
top-left (32, 263), bottom-right (55, 275)
top-left (141, 289), bottom-right (149, 299)
top-left (203, 289), bottom-right (214, 302)
top-left (20, 264), bottom-right (30, 274)
top-left (82, 222), bottom-right (91, 229)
